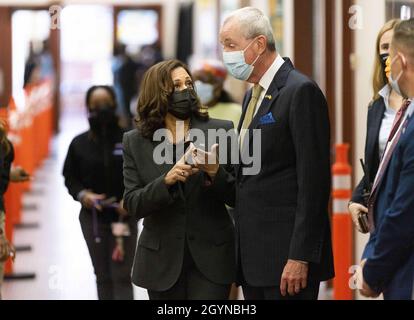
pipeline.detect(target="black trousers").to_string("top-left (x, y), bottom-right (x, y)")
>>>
top-left (238, 243), bottom-right (319, 300)
top-left (148, 241), bottom-right (231, 300)
top-left (80, 210), bottom-right (137, 300)
top-left (242, 283), bottom-right (320, 300)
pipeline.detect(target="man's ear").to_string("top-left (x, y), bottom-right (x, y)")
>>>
top-left (400, 53), bottom-right (408, 69)
top-left (257, 35), bottom-right (267, 54)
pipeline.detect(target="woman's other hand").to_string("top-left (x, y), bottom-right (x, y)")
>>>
top-left (348, 202), bottom-right (369, 233)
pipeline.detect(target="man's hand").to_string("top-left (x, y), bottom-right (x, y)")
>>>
top-left (280, 259), bottom-right (309, 296)
top-left (116, 199), bottom-right (128, 217)
top-left (359, 259), bottom-right (381, 298)
top-left (193, 143), bottom-right (220, 179)
top-left (348, 202), bottom-right (368, 233)
top-left (10, 167), bottom-right (31, 183)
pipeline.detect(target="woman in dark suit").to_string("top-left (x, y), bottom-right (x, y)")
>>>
top-left (123, 59), bottom-right (236, 300)
top-left (348, 20), bottom-right (405, 255)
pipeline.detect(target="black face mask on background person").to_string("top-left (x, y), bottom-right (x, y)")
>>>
top-left (169, 88), bottom-right (199, 120)
top-left (380, 53), bottom-right (389, 72)
top-left (88, 105), bottom-right (118, 136)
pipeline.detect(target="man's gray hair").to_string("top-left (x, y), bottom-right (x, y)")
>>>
top-left (223, 7), bottom-right (276, 51)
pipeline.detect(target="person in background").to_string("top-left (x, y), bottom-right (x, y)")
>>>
top-left (23, 41), bottom-right (42, 88)
top-left (360, 18), bottom-right (414, 300)
top-left (193, 60), bottom-right (242, 128)
top-left (348, 20), bottom-right (404, 237)
top-left (123, 59), bottom-right (236, 300)
top-left (39, 39), bottom-right (55, 81)
top-left (129, 43), bottom-right (164, 119)
top-left (112, 43), bottom-right (139, 127)
top-left (63, 85), bottom-right (137, 300)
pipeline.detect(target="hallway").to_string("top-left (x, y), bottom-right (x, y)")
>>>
top-left (2, 108), bottom-right (147, 299)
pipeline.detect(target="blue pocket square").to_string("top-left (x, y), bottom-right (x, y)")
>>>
top-left (259, 112), bottom-right (276, 125)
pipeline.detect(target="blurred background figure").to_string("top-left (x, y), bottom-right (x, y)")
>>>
top-left (62, 85), bottom-right (137, 300)
top-left (129, 42), bottom-right (164, 120)
top-left (193, 60), bottom-right (242, 128)
top-left (23, 41), bottom-right (42, 88)
top-left (112, 43), bottom-right (139, 128)
top-left (39, 39), bottom-right (55, 82)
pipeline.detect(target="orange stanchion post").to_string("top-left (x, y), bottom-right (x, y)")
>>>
top-left (3, 81), bottom-right (53, 279)
top-left (0, 107), bottom-right (20, 274)
top-left (3, 184), bottom-right (20, 274)
top-left (332, 144), bottom-right (354, 300)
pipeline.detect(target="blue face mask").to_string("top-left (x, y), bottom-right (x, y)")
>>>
top-left (195, 81), bottom-right (215, 105)
top-left (390, 55), bottom-right (406, 98)
top-left (222, 38), bottom-right (261, 81)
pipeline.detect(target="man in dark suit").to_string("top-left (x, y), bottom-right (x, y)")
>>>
top-left (361, 19), bottom-right (414, 300)
top-left (218, 7), bottom-right (334, 300)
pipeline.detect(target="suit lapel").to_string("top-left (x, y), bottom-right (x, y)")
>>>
top-left (150, 139), bottom-right (175, 176)
top-left (367, 100), bottom-right (386, 177)
top-left (375, 107), bottom-right (414, 196)
top-left (239, 58), bottom-right (295, 167)
top-left (252, 58), bottom-right (294, 129)
top-left (236, 92), bottom-right (252, 176)
top-left (237, 90), bottom-right (253, 133)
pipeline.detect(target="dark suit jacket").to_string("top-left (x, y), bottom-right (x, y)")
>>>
top-left (363, 112), bottom-right (414, 300)
top-left (234, 58), bottom-right (334, 287)
top-left (123, 116), bottom-right (236, 291)
top-left (351, 98), bottom-right (386, 204)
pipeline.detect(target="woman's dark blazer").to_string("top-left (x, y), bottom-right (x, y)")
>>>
top-left (351, 97), bottom-right (386, 204)
top-left (123, 116), bottom-right (236, 292)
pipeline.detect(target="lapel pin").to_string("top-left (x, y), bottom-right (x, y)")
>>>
top-left (265, 95), bottom-right (272, 100)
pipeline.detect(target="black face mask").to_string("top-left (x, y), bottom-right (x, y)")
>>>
top-left (169, 89), bottom-right (198, 120)
top-left (380, 53), bottom-right (389, 72)
top-left (88, 105), bottom-right (118, 136)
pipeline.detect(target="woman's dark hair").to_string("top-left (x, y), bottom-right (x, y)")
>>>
top-left (85, 85), bottom-right (117, 109)
top-left (136, 59), bottom-right (208, 139)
